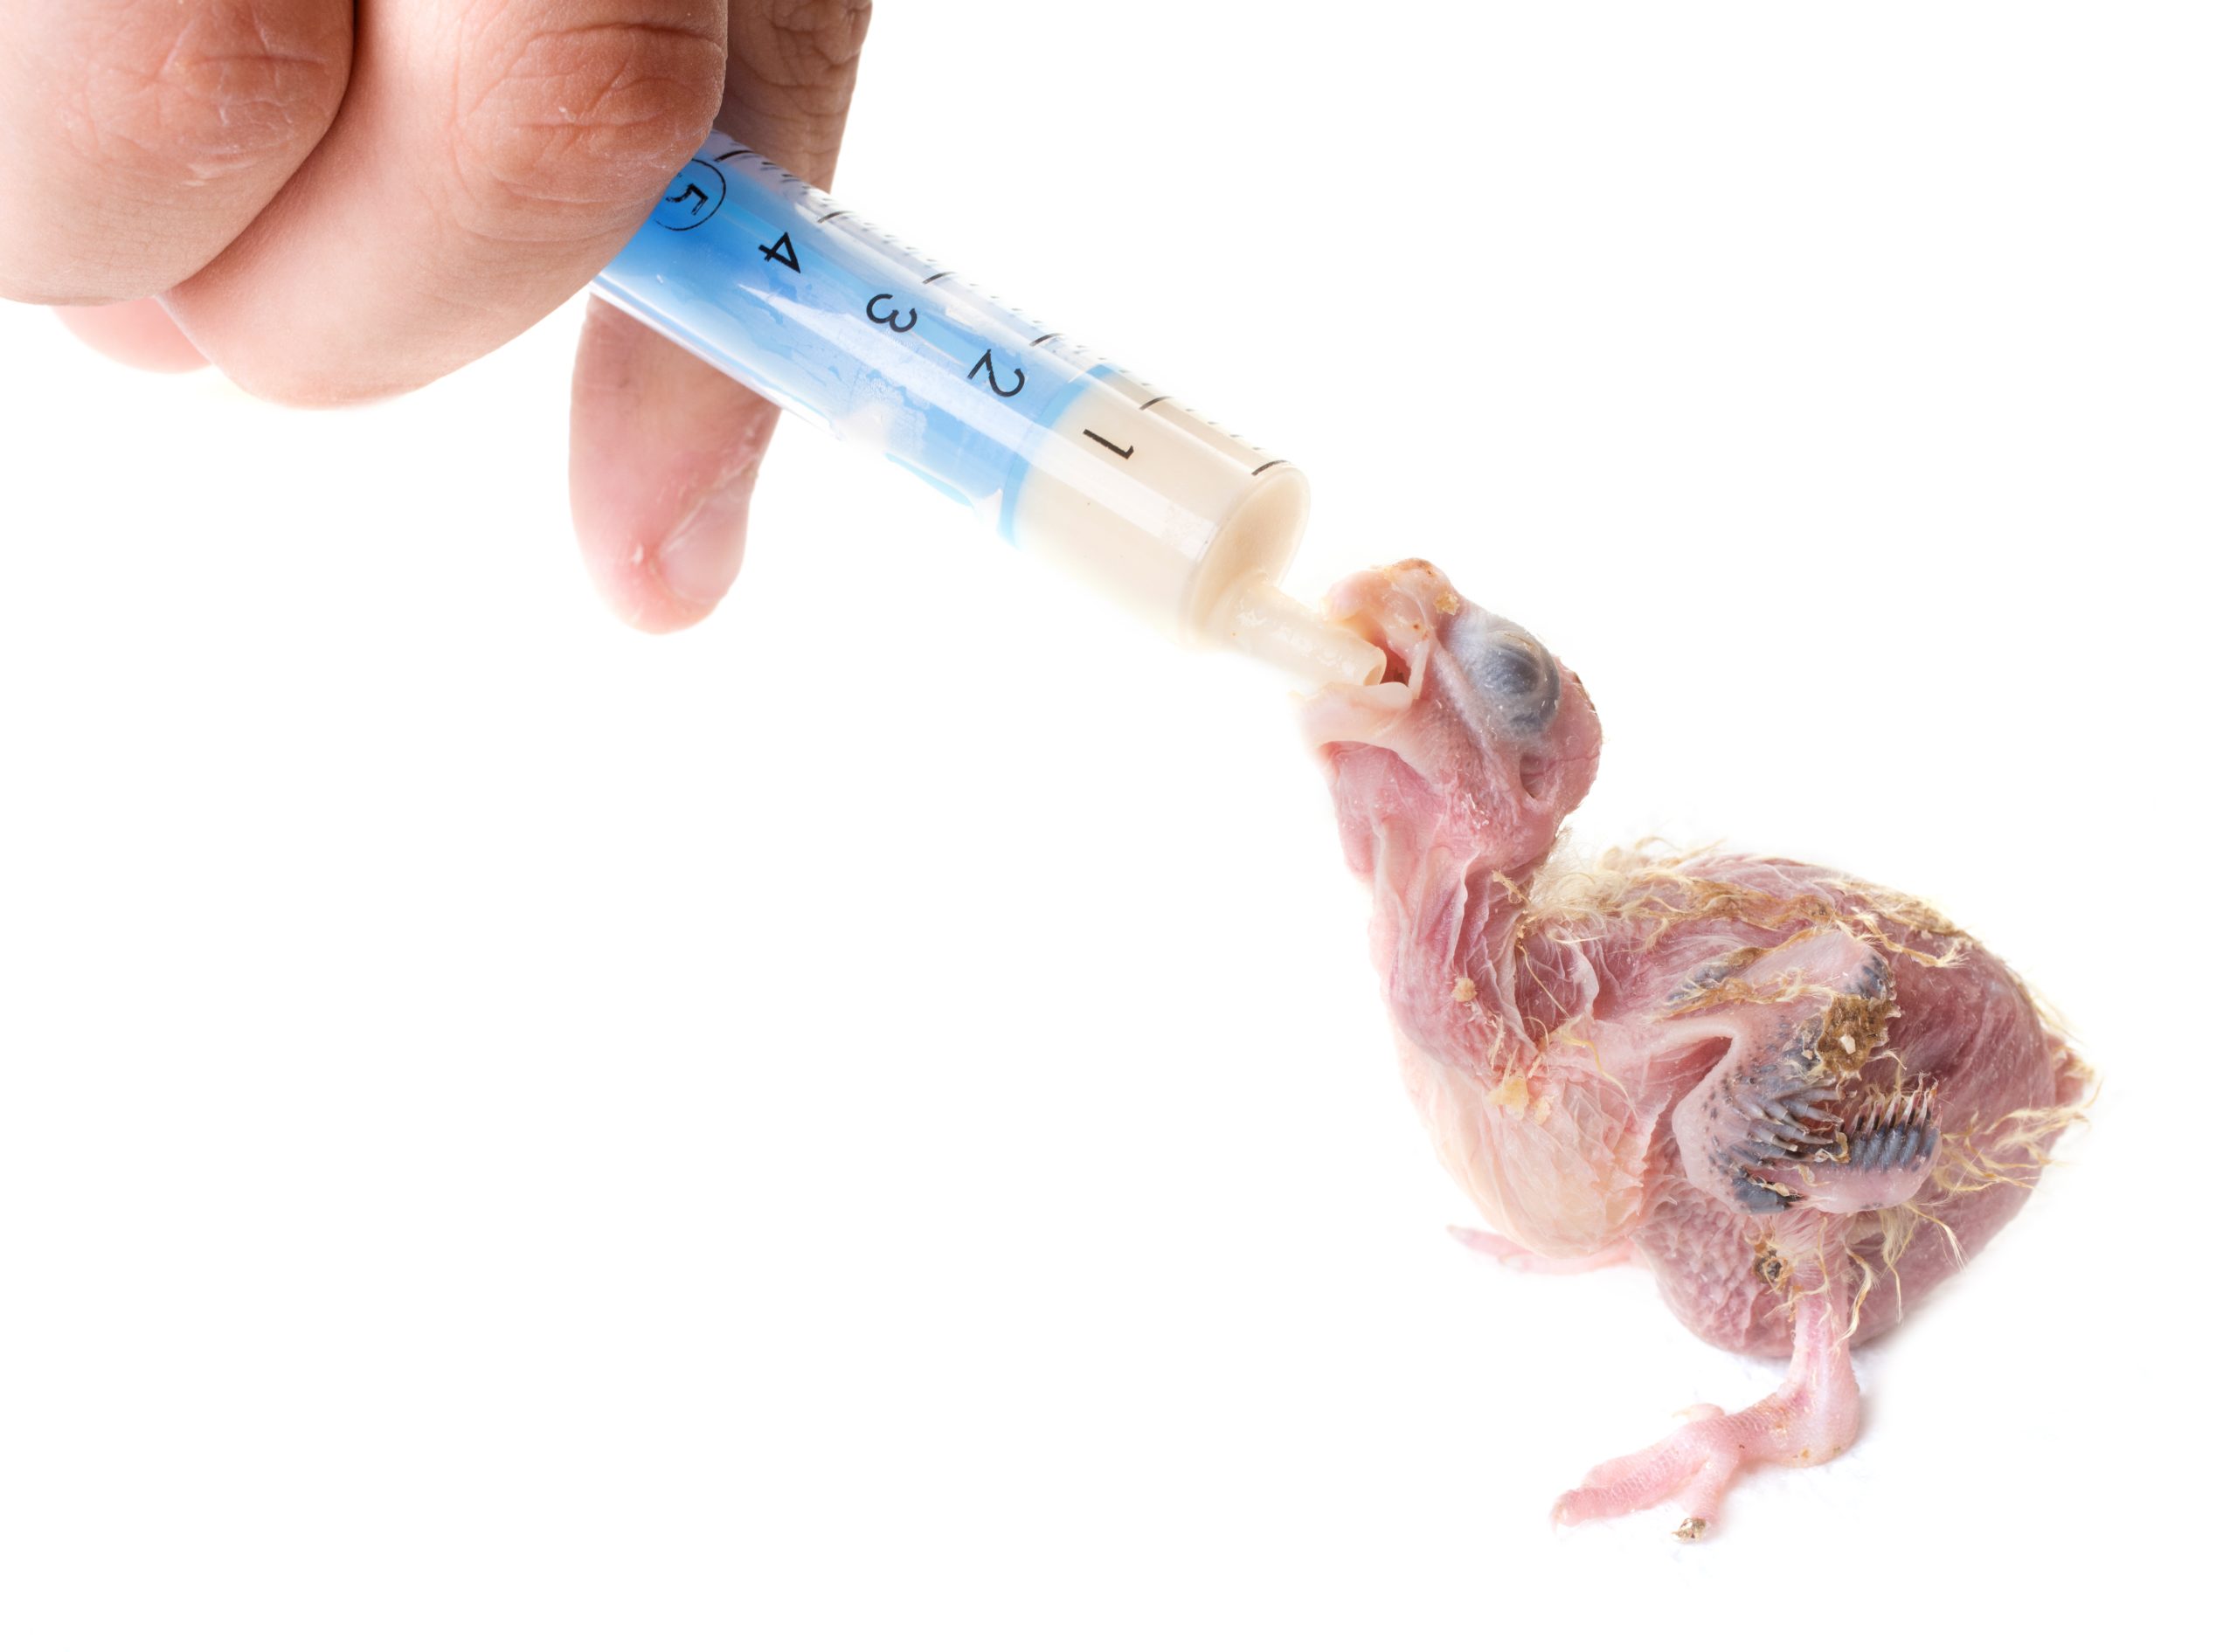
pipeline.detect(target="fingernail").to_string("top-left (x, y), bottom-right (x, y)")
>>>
top-left (653, 473), bottom-right (752, 611)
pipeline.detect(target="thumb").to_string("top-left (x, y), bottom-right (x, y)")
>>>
top-left (567, 1), bottom-right (872, 632)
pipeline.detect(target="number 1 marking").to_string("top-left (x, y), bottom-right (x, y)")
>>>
top-left (1084, 430), bottom-right (1134, 459)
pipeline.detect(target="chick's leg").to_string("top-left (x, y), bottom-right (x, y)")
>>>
top-left (1551, 1258), bottom-right (1859, 1540)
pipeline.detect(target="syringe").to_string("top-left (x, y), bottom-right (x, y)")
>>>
top-left (592, 133), bottom-right (1384, 688)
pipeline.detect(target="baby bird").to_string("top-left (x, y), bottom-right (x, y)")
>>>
top-left (1302, 560), bottom-right (2088, 1540)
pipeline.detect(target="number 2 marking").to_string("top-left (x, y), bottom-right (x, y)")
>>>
top-left (865, 294), bottom-right (918, 333)
top-left (970, 349), bottom-right (1025, 398)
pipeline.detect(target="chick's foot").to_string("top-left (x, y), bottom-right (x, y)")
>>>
top-left (1551, 1262), bottom-right (1860, 1540)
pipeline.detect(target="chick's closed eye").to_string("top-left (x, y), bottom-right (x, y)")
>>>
top-left (1444, 607), bottom-right (1561, 734)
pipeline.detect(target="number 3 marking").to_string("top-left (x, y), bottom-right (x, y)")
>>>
top-left (865, 294), bottom-right (918, 333)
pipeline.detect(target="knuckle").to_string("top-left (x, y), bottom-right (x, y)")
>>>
top-left (725, 1), bottom-right (872, 182)
top-left (1, 5), bottom-right (350, 301)
top-left (67, 3), bottom-right (351, 188)
top-left (741, 0), bottom-right (874, 95)
top-left (454, 15), bottom-right (726, 232)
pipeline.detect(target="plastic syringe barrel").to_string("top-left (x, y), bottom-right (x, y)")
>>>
top-left (591, 134), bottom-right (1382, 688)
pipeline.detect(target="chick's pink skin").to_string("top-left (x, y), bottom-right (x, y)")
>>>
top-left (1310, 560), bottom-right (1642, 1261)
top-left (1305, 559), bottom-right (2088, 1536)
top-left (1307, 563), bottom-right (1603, 1100)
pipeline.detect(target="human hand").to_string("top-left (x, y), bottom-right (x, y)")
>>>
top-left (0, 0), bottom-right (872, 630)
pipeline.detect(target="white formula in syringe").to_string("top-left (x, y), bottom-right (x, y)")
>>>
top-left (593, 133), bottom-right (1383, 688)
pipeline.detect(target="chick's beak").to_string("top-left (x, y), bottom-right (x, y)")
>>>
top-left (1324, 561), bottom-right (1467, 685)
top-left (1300, 562), bottom-right (1458, 750)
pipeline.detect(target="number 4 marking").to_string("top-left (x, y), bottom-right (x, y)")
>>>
top-left (758, 232), bottom-right (800, 272)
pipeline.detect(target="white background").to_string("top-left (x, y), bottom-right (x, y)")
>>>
top-left (3, 3), bottom-right (2230, 1647)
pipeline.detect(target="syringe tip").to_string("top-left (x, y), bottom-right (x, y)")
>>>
top-left (1212, 576), bottom-right (1388, 689)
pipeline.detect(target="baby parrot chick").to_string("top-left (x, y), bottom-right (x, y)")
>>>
top-left (1302, 560), bottom-right (2088, 1539)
